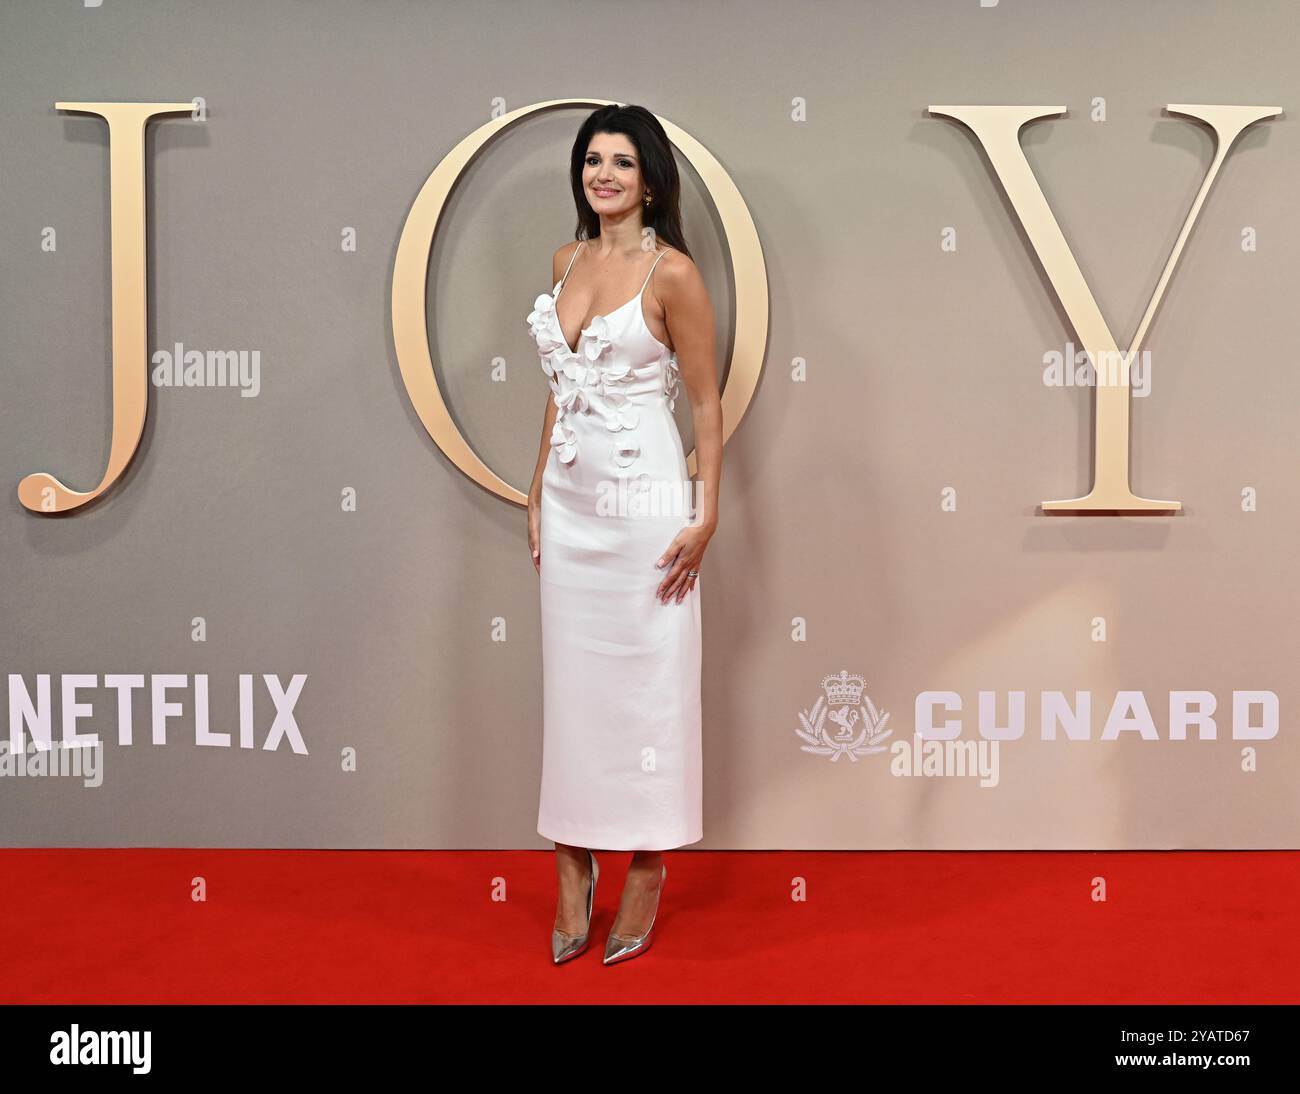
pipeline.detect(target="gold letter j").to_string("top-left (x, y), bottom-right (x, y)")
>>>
top-left (19, 101), bottom-right (194, 514)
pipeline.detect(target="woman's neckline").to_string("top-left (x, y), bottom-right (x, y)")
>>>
top-left (552, 243), bottom-right (672, 356)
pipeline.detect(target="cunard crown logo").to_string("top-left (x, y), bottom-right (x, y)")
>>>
top-left (795, 668), bottom-right (891, 763)
top-left (822, 670), bottom-right (866, 707)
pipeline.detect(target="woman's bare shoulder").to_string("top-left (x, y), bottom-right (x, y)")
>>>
top-left (652, 244), bottom-right (703, 295)
top-left (550, 240), bottom-right (583, 283)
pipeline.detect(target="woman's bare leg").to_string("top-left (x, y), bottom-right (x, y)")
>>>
top-left (609, 849), bottom-right (665, 940)
top-left (553, 842), bottom-right (595, 937)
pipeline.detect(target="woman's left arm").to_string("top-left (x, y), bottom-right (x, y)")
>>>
top-left (654, 253), bottom-right (723, 604)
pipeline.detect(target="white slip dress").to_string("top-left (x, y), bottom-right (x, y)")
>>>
top-left (527, 241), bottom-right (703, 850)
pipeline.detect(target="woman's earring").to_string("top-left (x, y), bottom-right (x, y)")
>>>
top-left (644, 192), bottom-right (652, 205)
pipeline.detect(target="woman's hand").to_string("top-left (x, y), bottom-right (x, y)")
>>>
top-left (527, 495), bottom-right (542, 574)
top-left (655, 520), bottom-right (714, 603)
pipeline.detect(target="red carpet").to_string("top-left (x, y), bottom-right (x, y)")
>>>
top-left (3, 850), bottom-right (1295, 1004)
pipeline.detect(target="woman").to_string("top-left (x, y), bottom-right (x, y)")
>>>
top-left (525, 104), bottom-right (722, 965)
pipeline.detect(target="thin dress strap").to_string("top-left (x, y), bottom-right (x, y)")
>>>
top-left (639, 248), bottom-right (668, 295)
top-left (555, 241), bottom-right (586, 296)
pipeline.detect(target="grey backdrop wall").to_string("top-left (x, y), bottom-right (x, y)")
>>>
top-left (2, 0), bottom-right (1297, 848)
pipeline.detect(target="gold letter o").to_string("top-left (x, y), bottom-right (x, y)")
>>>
top-left (391, 98), bottom-right (767, 506)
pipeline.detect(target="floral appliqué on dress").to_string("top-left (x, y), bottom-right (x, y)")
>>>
top-left (527, 284), bottom-right (678, 468)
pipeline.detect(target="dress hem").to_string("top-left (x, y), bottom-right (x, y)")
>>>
top-left (538, 823), bottom-right (703, 852)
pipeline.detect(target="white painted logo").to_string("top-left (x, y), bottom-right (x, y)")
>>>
top-left (795, 670), bottom-right (892, 762)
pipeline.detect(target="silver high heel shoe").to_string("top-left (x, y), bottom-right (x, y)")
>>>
top-left (551, 849), bottom-right (599, 964)
top-left (603, 863), bottom-right (667, 966)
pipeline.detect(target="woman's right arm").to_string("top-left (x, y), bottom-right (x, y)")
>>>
top-left (527, 391), bottom-right (557, 572)
top-left (528, 246), bottom-right (566, 573)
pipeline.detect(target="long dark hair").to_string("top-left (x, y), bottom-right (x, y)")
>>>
top-left (567, 105), bottom-right (691, 258)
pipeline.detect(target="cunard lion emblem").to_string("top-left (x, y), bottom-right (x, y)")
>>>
top-left (795, 670), bottom-right (891, 762)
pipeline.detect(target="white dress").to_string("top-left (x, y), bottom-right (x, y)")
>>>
top-left (528, 241), bottom-right (703, 851)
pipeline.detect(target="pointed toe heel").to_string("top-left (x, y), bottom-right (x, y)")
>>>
top-left (603, 863), bottom-right (667, 966)
top-left (551, 849), bottom-right (599, 964)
